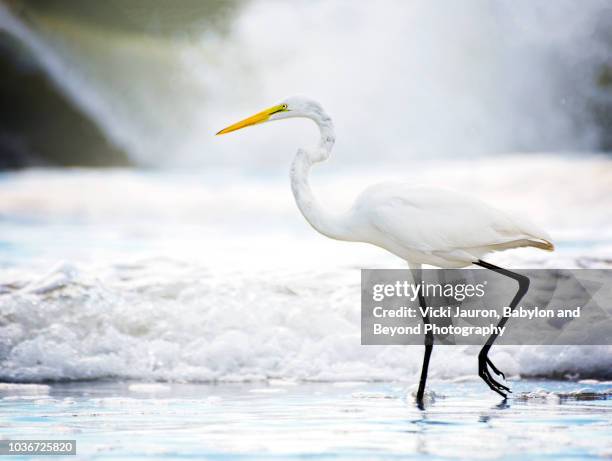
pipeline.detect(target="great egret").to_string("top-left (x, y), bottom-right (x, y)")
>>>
top-left (217, 96), bottom-right (554, 403)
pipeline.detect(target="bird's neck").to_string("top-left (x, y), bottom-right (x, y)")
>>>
top-left (290, 117), bottom-right (351, 241)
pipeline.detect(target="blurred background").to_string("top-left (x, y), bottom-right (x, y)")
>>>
top-left (0, 0), bottom-right (611, 384)
top-left (1, 0), bottom-right (611, 169)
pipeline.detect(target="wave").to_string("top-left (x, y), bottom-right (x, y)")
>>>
top-left (0, 156), bottom-right (611, 382)
top-left (1, 0), bottom-right (611, 168)
top-left (1, 259), bottom-right (611, 383)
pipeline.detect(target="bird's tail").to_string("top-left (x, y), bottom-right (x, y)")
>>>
top-left (528, 239), bottom-right (555, 251)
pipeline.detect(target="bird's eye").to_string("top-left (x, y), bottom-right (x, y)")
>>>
top-left (282, 104), bottom-right (288, 110)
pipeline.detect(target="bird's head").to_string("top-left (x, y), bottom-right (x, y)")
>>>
top-left (216, 96), bottom-right (326, 135)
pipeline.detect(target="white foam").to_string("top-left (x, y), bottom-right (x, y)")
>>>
top-left (0, 160), bottom-right (610, 383)
top-left (249, 388), bottom-right (287, 394)
top-left (578, 379), bottom-right (600, 385)
top-left (0, 383), bottom-right (50, 393)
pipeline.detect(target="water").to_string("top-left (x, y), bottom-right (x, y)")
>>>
top-left (1, 0), bottom-right (610, 168)
top-left (1, 380), bottom-right (611, 459)
top-left (0, 158), bottom-right (610, 458)
top-left (1, 155), bottom-right (612, 384)
top-left (0, 137), bottom-right (611, 461)
top-left (1, 2), bottom-right (612, 458)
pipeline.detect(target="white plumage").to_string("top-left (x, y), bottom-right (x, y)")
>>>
top-left (217, 96), bottom-right (554, 268)
top-left (349, 182), bottom-right (553, 268)
top-left (217, 95), bottom-right (554, 401)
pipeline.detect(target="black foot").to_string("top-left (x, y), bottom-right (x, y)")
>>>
top-left (478, 351), bottom-right (511, 398)
top-left (486, 357), bottom-right (506, 380)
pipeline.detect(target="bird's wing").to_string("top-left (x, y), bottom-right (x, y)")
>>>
top-left (354, 183), bottom-right (551, 254)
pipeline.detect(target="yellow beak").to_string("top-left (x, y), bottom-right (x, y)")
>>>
top-left (216, 104), bottom-right (287, 135)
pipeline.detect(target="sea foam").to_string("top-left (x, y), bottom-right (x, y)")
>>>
top-left (0, 157), bottom-right (611, 383)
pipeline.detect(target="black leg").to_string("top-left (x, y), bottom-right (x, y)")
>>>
top-left (475, 260), bottom-right (530, 398)
top-left (416, 289), bottom-right (434, 405)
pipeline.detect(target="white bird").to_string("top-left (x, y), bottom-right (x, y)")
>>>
top-left (217, 96), bottom-right (554, 403)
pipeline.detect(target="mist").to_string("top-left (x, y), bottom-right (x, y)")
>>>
top-left (1, 0), bottom-right (611, 169)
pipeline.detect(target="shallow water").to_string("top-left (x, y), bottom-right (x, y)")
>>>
top-left (1, 380), bottom-right (611, 460)
top-left (0, 161), bottom-right (611, 458)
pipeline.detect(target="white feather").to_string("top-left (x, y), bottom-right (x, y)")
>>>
top-left (219, 95), bottom-right (554, 269)
top-left (350, 183), bottom-right (552, 267)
